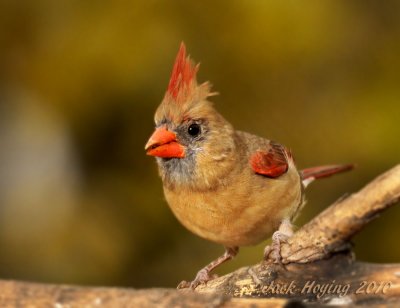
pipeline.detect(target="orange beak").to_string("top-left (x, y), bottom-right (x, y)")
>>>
top-left (145, 127), bottom-right (185, 158)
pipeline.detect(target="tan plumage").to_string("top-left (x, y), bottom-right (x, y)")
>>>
top-left (164, 131), bottom-right (302, 247)
top-left (145, 43), bottom-right (352, 288)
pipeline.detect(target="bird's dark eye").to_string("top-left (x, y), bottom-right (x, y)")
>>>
top-left (188, 123), bottom-right (201, 137)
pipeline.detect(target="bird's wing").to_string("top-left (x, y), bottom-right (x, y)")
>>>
top-left (250, 142), bottom-right (290, 178)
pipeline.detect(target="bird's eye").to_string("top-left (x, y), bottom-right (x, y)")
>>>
top-left (188, 123), bottom-right (201, 137)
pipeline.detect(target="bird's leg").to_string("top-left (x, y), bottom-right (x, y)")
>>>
top-left (177, 246), bottom-right (239, 290)
top-left (264, 218), bottom-right (293, 263)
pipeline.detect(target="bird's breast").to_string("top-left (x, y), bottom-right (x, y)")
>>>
top-left (163, 165), bottom-right (302, 247)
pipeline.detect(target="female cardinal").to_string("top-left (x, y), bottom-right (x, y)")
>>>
top-left (145, 43), bottom-right (352, 289)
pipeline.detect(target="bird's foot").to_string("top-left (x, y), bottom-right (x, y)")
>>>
top-left (264, 218), bottom-right (293, 263)
top-left (264, 230), bottom-right (290, 263)
top-left (177, 269), bottom-right (218, 290)
top-left (177, 246), bottom-right (238, 290)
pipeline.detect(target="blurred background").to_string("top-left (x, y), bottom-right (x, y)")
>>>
top-left (0, 0), bottom-right (399, 288)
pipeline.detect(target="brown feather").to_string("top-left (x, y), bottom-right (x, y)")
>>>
top-left (301, 164), bottom-right (354, 180)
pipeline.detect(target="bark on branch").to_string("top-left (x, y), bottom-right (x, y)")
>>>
top-left (281, 164), bottom-right (400, 263)
top-left (194, 165), bottom-right (400, 306)
top-left (0, 280), bottom-right (287, 308)
top-left (0, 165), bottom-right (399, 307)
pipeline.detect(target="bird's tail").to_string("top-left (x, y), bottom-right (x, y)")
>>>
top-left (301, 164), bottom-right (354, 188)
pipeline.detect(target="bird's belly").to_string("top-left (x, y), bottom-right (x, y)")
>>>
top-left (164, 169), bottom-right (302, 247)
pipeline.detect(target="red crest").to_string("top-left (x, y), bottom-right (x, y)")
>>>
top-left (167, 42), bottom-right (198, 100)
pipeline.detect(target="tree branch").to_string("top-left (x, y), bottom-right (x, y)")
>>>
top-left (0, 165), bottom-right (399, 307)
top-left (0, 279), bottom-right (288, 307)
top-left (194, 165), bottom-right (400, 306)
top-left (281, 164), bottom-right (400, 263)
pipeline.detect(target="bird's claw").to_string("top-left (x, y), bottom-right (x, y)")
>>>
top-left (177, 247), bottom-right (237, 289)
top-left (177, 280), bottom-right (191, 289)
top-left (177, 269), bottom-right (218, 290)
top-left (264, 230), bottom-right (290, 263)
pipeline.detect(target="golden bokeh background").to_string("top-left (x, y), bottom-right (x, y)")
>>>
top-left (0, 1), bottom-right (399, 288)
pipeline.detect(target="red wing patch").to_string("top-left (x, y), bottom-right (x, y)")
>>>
top-left (250, 142), bottom-right (289, 178)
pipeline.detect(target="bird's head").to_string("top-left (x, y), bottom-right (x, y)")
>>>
top-left (145, 43), bottom-right (236, 189)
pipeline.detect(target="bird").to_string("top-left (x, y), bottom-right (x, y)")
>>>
top-left (145, 42), bottom-right (353, 289)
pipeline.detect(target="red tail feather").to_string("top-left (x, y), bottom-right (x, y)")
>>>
top-left (301, 164), bottom-right (354, 180)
